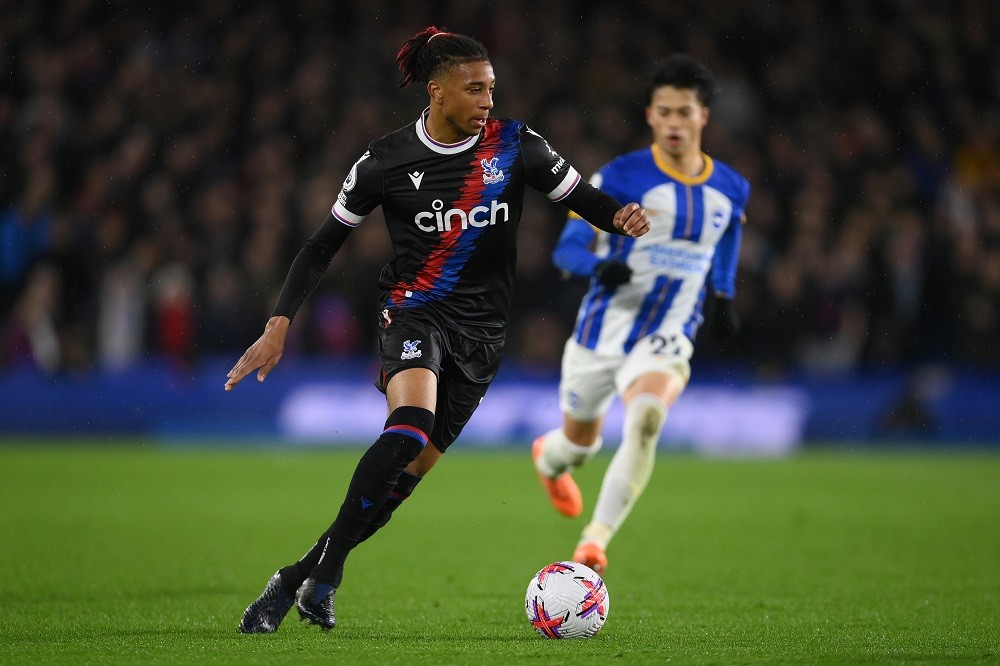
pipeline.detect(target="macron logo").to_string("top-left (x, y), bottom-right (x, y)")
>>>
top-left (409, 171), bottom-right (424, 189)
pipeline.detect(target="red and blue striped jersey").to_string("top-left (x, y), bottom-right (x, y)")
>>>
top-left (332, 108), bottom-right (583, 342)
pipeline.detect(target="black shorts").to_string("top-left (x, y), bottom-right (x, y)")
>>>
top-left (375, 306), bottom-right (504, 452)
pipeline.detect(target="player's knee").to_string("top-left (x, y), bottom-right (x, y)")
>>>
top-left (379, 406), bottom-right (436, 463)
top-left (626, 393), bottom-right (667, 441)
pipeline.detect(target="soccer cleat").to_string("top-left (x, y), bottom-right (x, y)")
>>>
top-left (532, 436), bottom-right (583, 518)
top-left (296, 578), bottom-right (336, 630)
top-left (238, 571), bottom-right (297, 634)
top-left (573, 541), bottom-right (608, 574)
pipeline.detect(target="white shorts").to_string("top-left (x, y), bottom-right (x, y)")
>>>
top-left (558, 331), bottom-right (693, 421)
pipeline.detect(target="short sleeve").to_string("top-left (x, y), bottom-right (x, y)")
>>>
top-left (519, 126), bottom-right (583, 202)
top-left (331, 149), bottom-right (382, 227)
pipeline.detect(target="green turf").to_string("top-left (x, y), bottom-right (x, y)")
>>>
top-left (0, 441), bottom-right (997, 664)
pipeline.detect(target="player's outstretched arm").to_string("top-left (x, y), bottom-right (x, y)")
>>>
top-left (224, 212), bottom-right (355, 392)
top-left (225, 316), bottom-right (289, 391)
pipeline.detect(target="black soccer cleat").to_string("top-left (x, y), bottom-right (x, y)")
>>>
top-left (296, 578), bottom-right (336, 630)
top-left (238, 571), bottom-right (297, 634)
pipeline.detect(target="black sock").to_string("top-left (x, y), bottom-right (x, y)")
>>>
top-left (357, 470), bottom-right (423, 544)
top-left (309, 407), bottom-right (434, 585)
top-left (277, 475), bottom-right (424, 592)
top-left (278, 536), bottom-right (326, 591)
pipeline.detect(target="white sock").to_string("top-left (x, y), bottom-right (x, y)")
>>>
top-left (579, 521), bottom-right (614, 549)
top-left (535, 427), bottom-right (602, 478)
top-left (589, 394), bottom-right (666, 546)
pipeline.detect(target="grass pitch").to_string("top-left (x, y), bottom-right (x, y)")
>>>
top-left (0, 441), bottom-right (997, 664)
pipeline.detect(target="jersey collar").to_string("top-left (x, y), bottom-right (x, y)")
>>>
top-left (651, 144), bottom-right (714, 185)
top-left (416, 107), bottom-right (479, 154)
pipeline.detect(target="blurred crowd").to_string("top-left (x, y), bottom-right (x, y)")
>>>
top-left (2, 0), bottom-right (998, 378)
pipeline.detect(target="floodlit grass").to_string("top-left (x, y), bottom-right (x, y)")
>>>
top-left (0, 441), bottom-right (998, 664)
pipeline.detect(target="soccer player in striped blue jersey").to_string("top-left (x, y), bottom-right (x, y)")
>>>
top-left (532, 55), bottom-right (750, 574)
top-left (225, 26), bottom-right (649, 633)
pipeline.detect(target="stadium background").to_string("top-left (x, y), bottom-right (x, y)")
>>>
top-left (2, 0), bottom-right (999, 449)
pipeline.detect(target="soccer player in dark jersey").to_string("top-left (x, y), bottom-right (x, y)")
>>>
top-left (226, 26), bottom-right (649, 633)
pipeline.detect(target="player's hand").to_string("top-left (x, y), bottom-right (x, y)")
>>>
top-left (613, 203), bottom-right (650, 238)
top-left (711, 296), bottom-right (740, 342)
top-left (594, 260), bottom-right (632, 287)
top-left (225, 316), bottom-right (289, 391)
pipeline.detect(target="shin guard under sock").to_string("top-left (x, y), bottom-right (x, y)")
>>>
top-left (357, 470), bottom-right (422, 544)
top-left (591, 394), bottom-right (665, 539)
top-left (278, 474), bottom-right (415, 590)
top-left (309, 406), bottom-right (434, 584)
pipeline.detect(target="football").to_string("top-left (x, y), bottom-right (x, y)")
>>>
top-left (525, 561), bottom-right (610, 638)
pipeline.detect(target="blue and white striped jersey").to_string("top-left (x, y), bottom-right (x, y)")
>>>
top-left (554, 144), bottom-right (749, 355)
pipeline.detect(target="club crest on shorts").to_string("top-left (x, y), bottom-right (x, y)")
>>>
top-left (481, 157), bottom-right (504, 185)
top-left (401, 339), bottom-right (422, 360)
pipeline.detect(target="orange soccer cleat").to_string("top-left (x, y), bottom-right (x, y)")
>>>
top-left (573, 541), bottom-right (608, 574)
top-left (532, 437), bottom-right (583, 518)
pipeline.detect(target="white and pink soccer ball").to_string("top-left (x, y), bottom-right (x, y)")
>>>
top-left (525, 561), bottom-right (610, 638)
